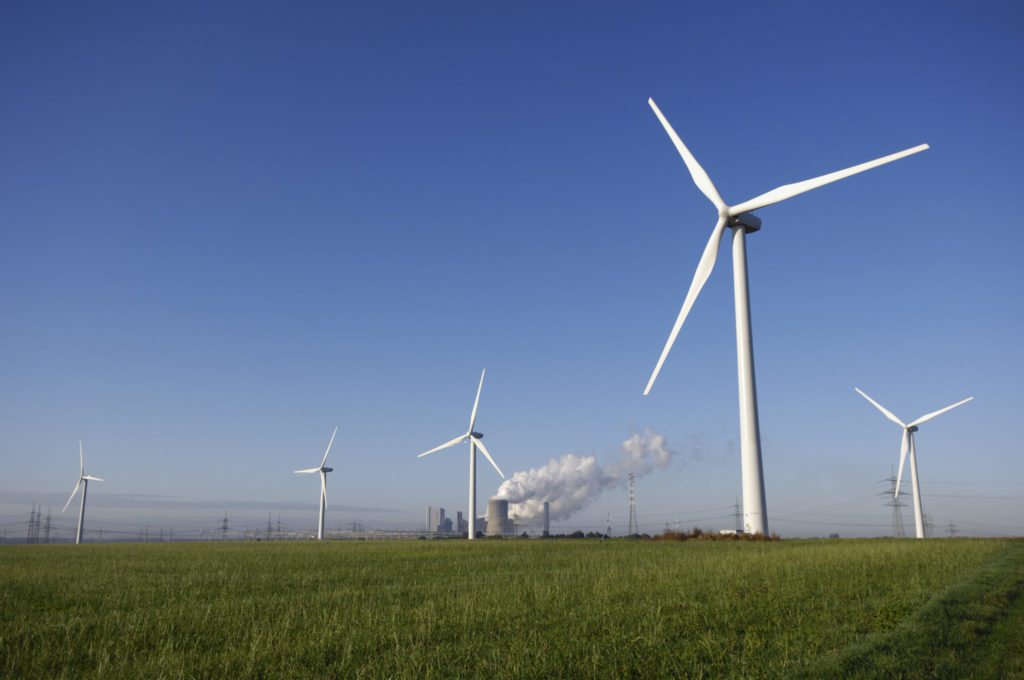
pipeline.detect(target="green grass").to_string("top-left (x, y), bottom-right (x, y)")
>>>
top-left (1, 538), bottom-right (1021, 678)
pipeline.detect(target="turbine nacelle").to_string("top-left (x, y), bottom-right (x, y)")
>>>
top-left (729, 212), bottom-right (761, 233)
top-left (470, 431), bottom-right (484, 439)
top-left (907, 425), bottom-right (919, 433)
top-left (322, 466), bottom-right (334, 473)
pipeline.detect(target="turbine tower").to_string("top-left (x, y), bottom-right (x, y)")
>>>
top-left (294, 426), bottom-right (338, 540)
top-left (62, 440), bottom-right (103, 544)
top-left (642, 97), bottom-right (928, 535)
top-left (418, 369), bottom-right (505, 540)
top-left (856, 388), bottom-right (972, 539)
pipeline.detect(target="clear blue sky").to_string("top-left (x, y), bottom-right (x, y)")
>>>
top-left (2, 1), bottom-right (1022, 540)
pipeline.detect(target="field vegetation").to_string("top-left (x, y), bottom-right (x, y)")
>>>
top-left (2, 537), bottom-right (1022, 678)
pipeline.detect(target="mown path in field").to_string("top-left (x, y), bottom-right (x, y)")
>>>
top-left (792, 540), bottom-right (1024, 679)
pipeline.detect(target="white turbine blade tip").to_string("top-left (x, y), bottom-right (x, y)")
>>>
top-left (62, 481), bottom-right (82, 513)
top-left (474, 438), bottom-right (505, 479)
top-left (895, 430), bottom-right (909, 496)
top-left (647, 98), bottom-right (726, 210)
top-left (908, 396), bottom-right (974, 427)
top-left (729, 143), bottom-right (931, 216)
top-left (468, 369), bottom-right (485, 433)
top-left (320, 427), bottom-right (339, 467)
top-left (644, 217), bottom-right (728, 395)
top-left (418, 434), bottom-right (467, 458)
top-left (855, 387), bottom-right (906, 427)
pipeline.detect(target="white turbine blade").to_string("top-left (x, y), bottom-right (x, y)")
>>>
top-left (895, 429), bottom-right (909, 498)
top-left (468, 369), bottom-right (485, 434)
top-left (418, 434), bottom-right (468, 458)
top-left (728, 144), bottom-right (929, 216)
top-left (320, 427), bottom-right (338, 468)
top-left (644, 217), bottom-right (728, 395)
top-left (855, 388), bottom-right (907, 428)
top-left (294, 467), bottom-right (320, 474)
top-left (908, 397), bottom-right (973, 428)
top-left (473, 437), bottom-right (505, 479)
top-left (82, 475), bottom-right (103, 482)
top-left (62, 479), bottom-right (82, 513)
top-left (648, 98), bottom-right (727, 211)
top-left (79, 440), bottom-right (85, 477)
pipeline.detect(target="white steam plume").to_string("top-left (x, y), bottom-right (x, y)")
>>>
top-left (494, 427), bottom-right (678, 523)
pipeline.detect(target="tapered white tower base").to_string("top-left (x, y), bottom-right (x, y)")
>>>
top-left (731, 224), bottom-right (768, 536)
top-left (468, 441), bottom-right (477, 539)
top-left (908, 433), bottom-right (925, 538)
top-left (317, 474), bottom-right (327, 540)
top-left (75, 481), bottom-right (88, 544)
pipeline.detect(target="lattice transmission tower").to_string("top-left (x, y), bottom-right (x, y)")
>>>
top-left (627, 473), bottom-right (638, 536)
top-left (881, 466), bottom-right (907, 538)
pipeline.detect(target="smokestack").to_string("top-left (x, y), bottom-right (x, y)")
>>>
top-left (486, 498), bottom-right (509, 538)
top-left (543, 501), bottom-right (550, 537)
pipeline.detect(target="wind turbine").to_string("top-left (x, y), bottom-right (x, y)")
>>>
top-left (642, 97), bottom-right (928, 536)
top-left (294, 426), bottom-right (338, 540)
top-left (62, 440), bottom-right (103, 544)
top-left (418, 369), bottom-right (505, 540)
top-left (855, 388), bottom-right (972, 539)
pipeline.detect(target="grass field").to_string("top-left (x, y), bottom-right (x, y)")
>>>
top-left (2, 538), bottom-right (1022, 678)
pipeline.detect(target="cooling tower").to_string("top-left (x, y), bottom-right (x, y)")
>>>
top-left (486, 498), bottom-right (509, 537)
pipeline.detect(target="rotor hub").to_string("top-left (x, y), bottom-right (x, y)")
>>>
top-left (729, 211), bottom-right (762, 233)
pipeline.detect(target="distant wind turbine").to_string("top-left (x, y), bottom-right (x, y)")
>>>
top-left (294, 426), bottom-right (338, 540)
top-left (418, 369), bottom-right (505, 540)
top-left (642, 97), bottom-right (928, 536)
top-left (855, 388), bottom-right (972, 539)
top-left (62, 440), bottom-right (103, 544)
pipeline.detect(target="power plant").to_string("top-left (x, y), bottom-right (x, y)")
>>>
top-left (486, 498), bottom-right (511, 537)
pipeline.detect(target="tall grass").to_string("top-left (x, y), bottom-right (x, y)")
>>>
top-left (1, 538), bottom-right (1019, 678)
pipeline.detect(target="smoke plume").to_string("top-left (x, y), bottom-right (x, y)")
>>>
top-left (494, 427), bottom-right (678, 523)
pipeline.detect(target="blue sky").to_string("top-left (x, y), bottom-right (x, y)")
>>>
top-left (2, 1), bottom-right (1022, 540)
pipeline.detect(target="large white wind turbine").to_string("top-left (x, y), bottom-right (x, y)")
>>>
top-left (418, 369), bottom-right (505, 540)
top-left (294, 426), bottom-right (338, 540)
top-left (62, 440), bottom-right (103, 544)
top-left (856, 388), bottom-right (972, 539)
top-left (643, 97), bottom-right (928, 536)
